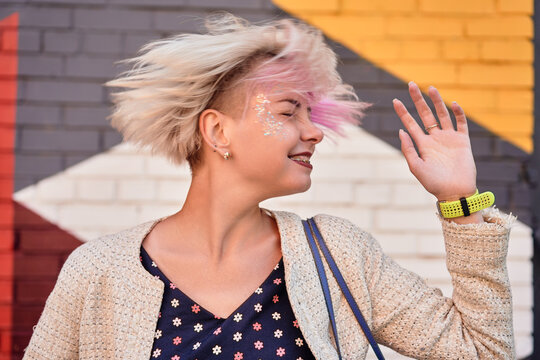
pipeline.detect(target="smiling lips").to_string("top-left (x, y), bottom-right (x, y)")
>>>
top-left (288, 152), bottom-right (313, 169)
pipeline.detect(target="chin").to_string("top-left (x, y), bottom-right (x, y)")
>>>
top-left (261, 174), bottom-right (312, 199)
top-left (298, 179), bottom-right (312, 192)
top-left (283, 178), bottom-right (312, 196)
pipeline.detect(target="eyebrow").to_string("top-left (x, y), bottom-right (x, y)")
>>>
top-left (278, 98), bottom-right (312, 113)
top-left (278, 99), bottom-right (299, 106)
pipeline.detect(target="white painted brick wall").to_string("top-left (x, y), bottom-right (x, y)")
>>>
top-left (311, 182), bottom-right (354, 203)
top-left (76, 179), bottom-right (116, 201)
top-left (35, 176), bottom-right (75, 201)
top-left (156, 179), bottom-right (191, 202)
top-left (374, 208), bottom-right (441, 231)
top-left (391, 183), bottom-right (437, 205)
top-left (58, 204), bottom-right (138, 230)
top-left (513, 285), bottom-right (533, 309)
top-left (118, 179), bottom-right (156, 201)
top-left (311, 157), bottom-right (375, 181)
top-left (516, 336), bottom-right (533, 359)
top-left (354, 183), bottom-right (392, 206)
top-left (144, 152), bottom-right (192, 178)
top-left (136, 204), bottom-right (181, 223)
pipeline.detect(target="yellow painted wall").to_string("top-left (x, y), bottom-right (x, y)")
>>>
top-left (274, 0), bottom-right (534, 153)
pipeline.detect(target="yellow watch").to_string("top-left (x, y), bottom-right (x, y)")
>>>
top-left (436, 189), bottom-right (495, 218)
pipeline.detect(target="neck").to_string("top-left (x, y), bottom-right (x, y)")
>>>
top-left (169, 167), bottom-right (278, 264)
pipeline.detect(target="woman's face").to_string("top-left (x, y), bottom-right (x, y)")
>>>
top-left (227, 87), bottom-right (324, 200)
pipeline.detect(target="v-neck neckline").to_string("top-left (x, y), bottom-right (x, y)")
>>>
top-left (140, 245), bottom-right (283, 320)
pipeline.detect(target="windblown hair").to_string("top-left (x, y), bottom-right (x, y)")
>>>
top-left (106, 13), bottom-right (369, 168)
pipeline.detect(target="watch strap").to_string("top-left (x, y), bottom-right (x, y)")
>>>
top-left (437, 189), bottom-right (495, 218)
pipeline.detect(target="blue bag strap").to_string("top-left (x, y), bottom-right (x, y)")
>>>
top-left (306, 217), bottom-right (386, 360)
top-left (302, 219), bottom-right (344, 360)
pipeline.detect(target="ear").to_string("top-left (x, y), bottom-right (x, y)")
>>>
top-left (199, 109), bottom-right (231, 151)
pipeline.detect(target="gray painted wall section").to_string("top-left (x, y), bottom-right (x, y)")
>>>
top-left (0, 0), bottom-right (532, 230)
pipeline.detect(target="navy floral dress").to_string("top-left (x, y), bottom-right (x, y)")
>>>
top-left (140, 246), bottom-right (316, 360)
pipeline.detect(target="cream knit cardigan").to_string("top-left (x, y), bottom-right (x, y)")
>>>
top-left (23, 207), bottom-right (516, 359)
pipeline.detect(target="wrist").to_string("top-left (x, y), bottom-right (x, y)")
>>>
top-left (436, 188), bottom-right (477, 202)
top-left (445, 210), bottom-right (484, 224)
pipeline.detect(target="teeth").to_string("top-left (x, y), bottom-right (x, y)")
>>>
top-left (290, 156), bottom-right (310, 164)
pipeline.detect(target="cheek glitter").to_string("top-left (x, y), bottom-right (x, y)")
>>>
top-left (253, 93), bottom-right (288, 137)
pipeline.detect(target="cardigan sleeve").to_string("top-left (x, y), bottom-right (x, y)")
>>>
top-left (22, 241), bottom-right (100, 360)
top-left (360, 206), bottom-right (516, 359)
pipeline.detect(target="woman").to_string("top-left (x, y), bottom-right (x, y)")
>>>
top-left (23, 13), bottom-right (516, 360)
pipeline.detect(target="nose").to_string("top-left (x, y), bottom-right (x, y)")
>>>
top-left (300, 117), bottom-right (324, 145)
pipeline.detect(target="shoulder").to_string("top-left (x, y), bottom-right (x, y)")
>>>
top-left (277, 209), bottom-right (371, 235)
top-left (312, 213), bottom-right (367, 235)
top-left (270, 209), bottom-right (376, 249)
top-left (270, 209), bottom-right (357, 229)
top-left (312, 213), bottom-right (379, 251)
top-left (61, 218), bottom-right (159, 278)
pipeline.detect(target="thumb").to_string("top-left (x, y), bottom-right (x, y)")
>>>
top-left (399, 129), bottom-right (422, 171)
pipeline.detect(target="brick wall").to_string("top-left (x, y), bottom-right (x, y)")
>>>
top-left (277, 0), bottom-right (534, 153)
top-left (11, 203), bottom-right (82, 356)
top-left (0, 12), bottom-right (17, 360)
top-left (0, 0), bottom-right (534, 358)
top-left (272, 0), bottom-right (534, 357)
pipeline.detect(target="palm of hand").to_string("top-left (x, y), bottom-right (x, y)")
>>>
top-left (393, 82), bottom-right (477, 202)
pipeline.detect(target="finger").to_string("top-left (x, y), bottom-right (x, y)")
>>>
top-left (427, 86), bottom-right (453, 130)
top-left (451, 101), bottom-right (468, 135)
top-left (408, 81), bottom-right (439, 131)
top-left (398, 129), bottom-right (423, 170)
top-left (393, 98), bottom-right (426, 145)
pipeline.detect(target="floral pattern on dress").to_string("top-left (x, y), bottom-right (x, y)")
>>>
top-left (140, 245), bottom-right (316, 359)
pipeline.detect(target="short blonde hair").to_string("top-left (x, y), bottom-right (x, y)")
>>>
top-left (106, 13), bottom-right (368, 168)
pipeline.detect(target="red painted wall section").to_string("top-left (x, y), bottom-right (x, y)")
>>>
top-left (0, 14), bottom-right (85, 358)
top-left (12, 204), bottom-right (83, 358)
top-left (0, 12), bottom-right (17, 360)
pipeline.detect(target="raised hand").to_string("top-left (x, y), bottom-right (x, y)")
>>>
top-left (392, 81), bottom-right (477, 203)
